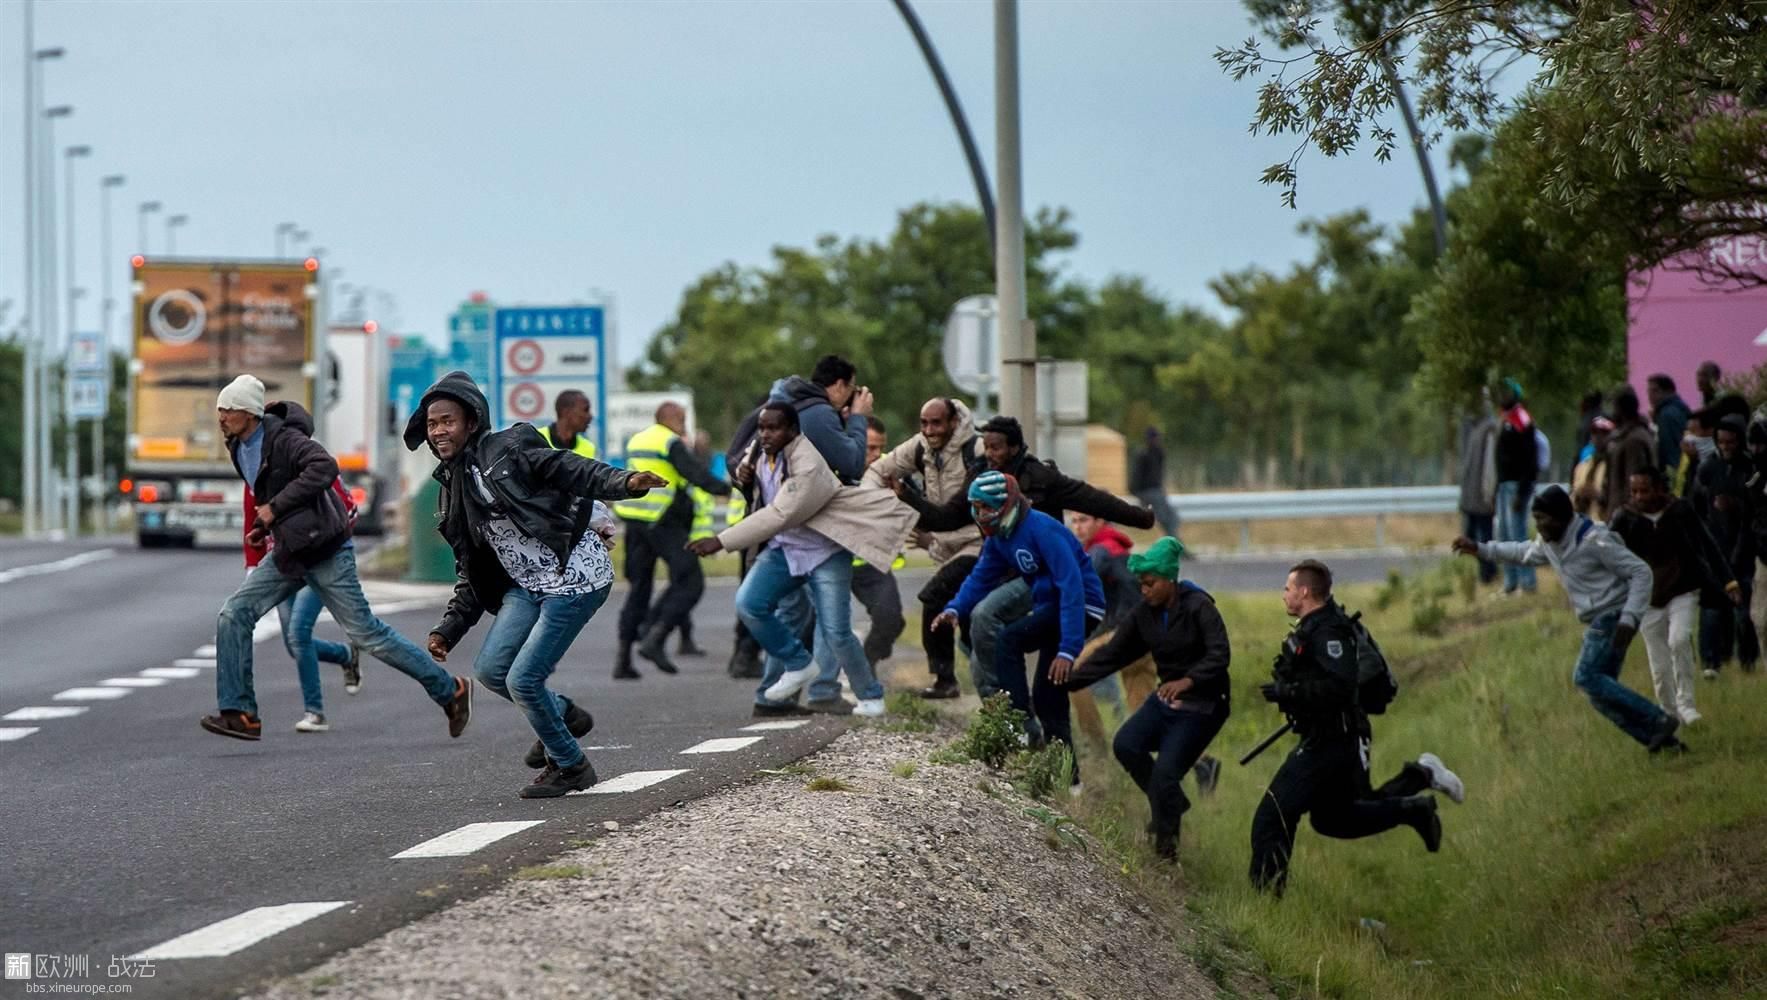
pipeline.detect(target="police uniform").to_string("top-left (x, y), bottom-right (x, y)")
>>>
top-left (1248, 601), bottom-right (1437, 896)
top-left (612, 423), bottom-right (729, 673)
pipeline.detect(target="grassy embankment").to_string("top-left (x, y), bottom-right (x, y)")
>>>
top-left (896, 561), bottom-right (1767, 998)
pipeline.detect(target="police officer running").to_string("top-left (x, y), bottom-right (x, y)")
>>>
top-left (537, 389), bottom-right (596, 459)
top-left (1249, 560), bottom-right (1465, 896)
top-left (614, 402), bottom-right (731, 679)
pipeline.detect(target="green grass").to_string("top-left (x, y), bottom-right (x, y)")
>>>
top-left (513, 864), bottom-right (585, 881)
top-left (891, 760), bottom-right (920, 778)
top-left (1064, 570), bottom-right (1767, 999)
top-left (804, 776), bottom-right (856, 793)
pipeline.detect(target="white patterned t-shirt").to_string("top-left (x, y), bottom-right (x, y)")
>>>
top-left (481, 512), bottom-right (615, 596)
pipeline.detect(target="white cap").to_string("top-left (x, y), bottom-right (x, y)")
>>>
top-left (216, 374), bottom-right (266, 416)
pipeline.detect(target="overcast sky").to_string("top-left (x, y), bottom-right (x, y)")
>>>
top-left (2, 0), bottom-right (1469, 369)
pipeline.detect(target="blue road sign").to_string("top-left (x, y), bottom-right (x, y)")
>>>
top-left (491, 305), bottom-right (606, 457)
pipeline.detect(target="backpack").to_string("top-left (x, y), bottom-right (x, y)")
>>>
top-left (912, 435), bottom-right (981, 480)
top-left (1346, 610), bottom-right (1399, 714)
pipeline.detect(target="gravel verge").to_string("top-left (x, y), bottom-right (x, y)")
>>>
top-left (252, 725), bottom-right (1217, 1000)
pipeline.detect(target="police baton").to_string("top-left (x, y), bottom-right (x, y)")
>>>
top-left (1238, 722), bottom-right (1292, 766)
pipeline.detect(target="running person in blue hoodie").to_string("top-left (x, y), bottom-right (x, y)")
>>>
top-left (933, 471), bottom-right (1105, 789)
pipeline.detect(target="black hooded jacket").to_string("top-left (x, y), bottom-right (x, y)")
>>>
top-left (1692, 415), bottom-right (1757, 579)
top-left (228, 400), bottom-right (349, 572)
top-left (404, 371), bottom-right (645, 650)
top-left (902, 446), bottom-right (1156, 533)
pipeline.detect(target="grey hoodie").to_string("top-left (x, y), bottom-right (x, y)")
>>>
top-left (1479, 516), bottom-right (1653, 628)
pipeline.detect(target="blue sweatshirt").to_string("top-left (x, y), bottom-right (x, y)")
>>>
top-left (946, 508), bottom-right (1106, 659)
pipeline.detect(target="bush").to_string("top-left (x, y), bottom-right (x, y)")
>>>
top-left (1009, 741), bottom-right (1075, 799)
top-left (957, 693), bottom-right (1028, 769)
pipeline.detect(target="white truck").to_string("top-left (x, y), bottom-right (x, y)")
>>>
top-left (319, 320), bottom-right (396, 535)
top-left (127, 256), bottom-right (321, 548)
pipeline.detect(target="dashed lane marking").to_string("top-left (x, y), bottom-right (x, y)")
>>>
top-left (0, 548), bottom-right (115, 584)
top-left (141, 667), bottom-right (202, 679)
top-left (0, 727), bottom-right (40, 741)
top-left (3, 706), bottom-right (88, 721)
top-left (391, 821), bottom-right (548, 859)
top-left (194, 644), bottom-right (217, 657)
top-left (102, 677), bottom-right (169, 688)
top-left (740, 720), bottom-right (810, 732)
top-left (173, 659), bottom-right (217, 669)
top-left (680, 736), bottom-right (763, 754)
top-left (52, 687), bottom-right (131, 701)
top-left (131, 901), bottom-right (353, 960)
top-left (569, 769), bottom-right (690, 795)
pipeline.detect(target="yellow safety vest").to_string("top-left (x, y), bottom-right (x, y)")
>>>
top-left (854, 554), bottom-right (909, 571)
top-left (537, 425), bottom-right (597, 460)
top-left (613, 424), bottom-right (685, 522)
top-left (727, 490), bottom-right (748, 525)
top-left (690, 487), bottom-right (716, 542)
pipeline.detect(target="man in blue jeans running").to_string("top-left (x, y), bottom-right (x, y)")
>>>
top-left (203, 375), bottom-right (473, 742)
top-left (410, 372), bottom-right (665, 798)
top-left (1455, 485), bottom-right (1687, 753)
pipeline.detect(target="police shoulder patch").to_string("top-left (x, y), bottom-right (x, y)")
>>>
top-left (1325, 639), bottom-right (1345, 659)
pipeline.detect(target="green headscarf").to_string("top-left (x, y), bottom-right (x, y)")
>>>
top-left (1127, 536), bottom-right (1185, 580)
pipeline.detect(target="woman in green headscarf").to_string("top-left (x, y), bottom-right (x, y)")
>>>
top-left (1056, 537), bottom-right (1232, 861)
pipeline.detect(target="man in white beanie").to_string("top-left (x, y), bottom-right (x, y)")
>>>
top-left (201, 374), bottom-right (473, 741)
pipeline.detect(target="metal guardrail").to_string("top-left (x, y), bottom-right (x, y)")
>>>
top-left (1167, 485), bottom-right (1462, 549)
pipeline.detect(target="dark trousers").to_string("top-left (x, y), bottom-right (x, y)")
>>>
top-left (997, 603), bottom-right (1099, 780)
top-left (1134, 488), bottom-right (1180, 537)
top-left (1700, 580), bottom-right (1759, 671)
top-left (918, 555), bottom-right (978, 680)
top-left (1249, 733), bottom-right (1430, 895)
top-left (618, 517), bottom-right (704, 643)
top-left (1461, 511), bottom-right (1497, 584)
top-left (850, 563), bottom-right (906, 667)
top-left (1113, 694), bottom-right (1229, 837)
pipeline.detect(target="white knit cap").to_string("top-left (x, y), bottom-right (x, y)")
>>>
top-left (216, 374), bottom-right (266, 416)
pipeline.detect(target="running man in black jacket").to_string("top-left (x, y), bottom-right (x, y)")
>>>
top-left (1057, 538), bottom-right (1227, 861)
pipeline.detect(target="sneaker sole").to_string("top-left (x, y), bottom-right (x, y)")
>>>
top-left (200, 718), bottom-right (261, 741)
top-left (294, 725), bottom-right (329, 733)
top-left (764, 669), bottom-right (817, 702)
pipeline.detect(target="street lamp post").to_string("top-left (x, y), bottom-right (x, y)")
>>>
top-left (166, 214), bottom-right (188, 254)
top-left (993, 0), bottom-right (1033, 434)
top-left (138, 200), bottom-right (161, 253)
top-left (19, 28), bottom-right (52, 536)
top-left (63, 144), bottom-right (91, 538)
top-left (39, 103), bottom-right (72, 533)
top-left (275, 221), bottom-right (296, 257)
top-left (290, 228), bottom-right (310, 256)
top-left (99, 173), bottom-right (125, 534)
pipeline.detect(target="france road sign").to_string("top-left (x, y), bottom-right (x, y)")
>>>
top-left (491, 305), bottom-right (606, 456)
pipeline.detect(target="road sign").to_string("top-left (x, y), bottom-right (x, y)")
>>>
top-left (491, 305), bottom-right (606, 457)
top-left (942, 295), bottom-right (1000, 410)
top-left (67, 376), bottom-right (107, 420)
top-left (69, 331), bottom-right (107, 376)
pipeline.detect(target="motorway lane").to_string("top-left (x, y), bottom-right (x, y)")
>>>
top-left (0, 537), bottom-right (1431, 999)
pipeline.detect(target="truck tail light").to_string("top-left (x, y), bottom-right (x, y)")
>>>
top-left (138, 485), bottom-right (160, 504)
top-left (118, 478), bottom-right (134, 495)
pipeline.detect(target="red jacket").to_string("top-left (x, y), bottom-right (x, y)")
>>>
top-left (244, 479), bottom-right (357, 568)
top-left (1084, 525), bottom-right (1134, 559)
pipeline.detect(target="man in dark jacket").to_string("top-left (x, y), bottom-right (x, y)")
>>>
top-left (1647, 374), bottom-right (1693, 474)
top-left (1130, 427), bottom-right (1179, 537)
top-left (1494, 378), bottom-right (1540, 593)
top-left (1692, 415), bottom-right (1759, 676)
top-left (768, 354), bottom-right (872, 484)
top-left (203, 375), bottom-right (472, 742)
top-left (408, 372), bottom-right (665, 797)
top-left (1248, 560), bottom-right (1462, 896)
top-left (1059, 538), bottom-right (1228, 861)
top-left (1605, 386), bottom-right (1659, 518)
top-left (902, 415), bottom-right (1156, 697)
top-left (1613, 466), bottom-right (1737, 724)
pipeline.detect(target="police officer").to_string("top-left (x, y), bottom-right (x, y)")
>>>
top-left (537, 390), bottom-right (596, 459)
top-left (1248, 559), bottom-right (1464, 896)
top-left (613, 402), bottom-right (730, 679)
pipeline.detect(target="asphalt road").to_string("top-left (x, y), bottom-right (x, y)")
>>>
top-left (0, 536), bottom-right (1430, 999)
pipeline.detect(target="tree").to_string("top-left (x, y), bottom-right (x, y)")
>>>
top-left (1218, 1), bottom-right (1767, 286)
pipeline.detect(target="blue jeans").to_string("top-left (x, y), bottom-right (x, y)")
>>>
top-left (1495, 482), bottom-right (1536, 592)
top-left (737, 546), bottom-right (883, 705)
top-left (474, 586), bottom-right (608, 769)
top-left (1575, 611), bottom-right (1672, 746)
top-left (216, 548), bottom-right (455, 718)
top-left (966, 577), bottom-right (1033, 697)
top-left (1698, 579), bottom-right (1759, 672)
top-left (996, 602), bottom-right (1098, 779)
top-left (1461, 511), bottom-right (1497, 585)
top-left (276, 586), bottom-right (353, 715)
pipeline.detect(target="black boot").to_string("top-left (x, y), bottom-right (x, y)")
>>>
top-left (1406, 795), bottom-right (1442, 853)
top-left (637, 623), bottom-right (680, 675)
top-left (918, 663), bottom-right (960, 700)
top-left (677, 623), bottom-right (707, 657)
top-left (520, 758), bottom-right (598, 799)
top-left (1153, 822), bottom-right (1179, 862)
top-left (525, 699), bottom-right (596, 769)
top-left (613, 641), bottom-right (640, 681)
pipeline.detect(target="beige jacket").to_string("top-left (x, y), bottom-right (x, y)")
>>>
top-left (863, 399), bottom-right (983, 563)
top-left (720, 434), bottom-right (916, 570)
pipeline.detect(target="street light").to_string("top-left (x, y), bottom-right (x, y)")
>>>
top-left (18, 33), bottom-right (65, 535)
top-left (98, 173), bottom-right (125, 534)
top-left (165, 213), bottom-right (188, 254)
top-left (62, 144), bottom-right (91, 537)
top-left (138, 200), bottom-right (161, 253)
top-left (275, 221), bottom-right (297, 257)
top-left (290, 228), bottom-right (310, 255)
top-left (39, 104), bottom-right (72, 534)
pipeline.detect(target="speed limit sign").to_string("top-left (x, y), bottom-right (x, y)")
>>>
top-left (507, 382), bottom-right (546, 421)
top-left (506, 339), bottom-right (544, 375)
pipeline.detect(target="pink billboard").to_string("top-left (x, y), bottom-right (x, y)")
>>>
top-left (1629, 234), bottom-right (1767, 401)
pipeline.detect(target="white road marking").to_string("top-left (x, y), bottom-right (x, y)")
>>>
top-left (131, 901), bottom-right (352, 960)
top-left (3, 706), bottom-right (88, 721)
top-left (582, 744), bottom-right (633, 751)
top-left (141, 667), bottom-right (202, 679)
top-left (680, 737), bottom-right (762, 754)
top-left (570, 769), bottom-right (690, 795)
top-left (194, 644), bottom-right (217, 657)
top-left (53, 687), bottom-right (131, 701)
top-left (0, 548), bottom-right (115, 585)
top-left (391, 821), bottom-right (546, 859)
top-left (102, 677), bottom-right (169, 688)
top-left (173, 658), bottom-right (217, 669)
top-left (740, 720), bottom-right (810, 732)
top-left (0, 727), bottom-right (40, 741)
